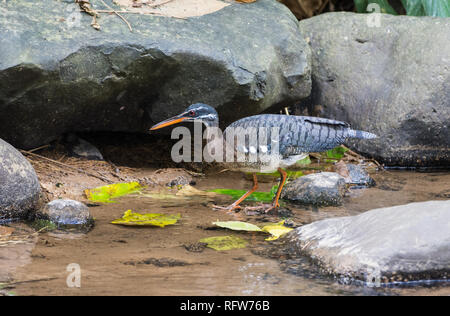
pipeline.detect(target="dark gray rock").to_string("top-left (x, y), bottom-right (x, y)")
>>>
top-left (298, 13), bottom-right (450, 167)
top-left (284, 200), bottom-right (450, 285)
top-left (281, 172), bottom-right (346, 206)
top-left (42, 199), bottom-right (93, 228)
top-left (0, 0), bottom-right (311, 149)
top-left (0, 138), bottom-right (41, 219)
top-left (65, 134), bottom-right (104, 161)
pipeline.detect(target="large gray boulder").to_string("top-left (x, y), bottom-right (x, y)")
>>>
top-left (298, 13), bottom-right (450, 167)
top-left (0, 139), bottom-right (41, 219)
top-left (0, 0), bottom-right (311, 149)
top-left (285, 200), bottom-right (450, 285)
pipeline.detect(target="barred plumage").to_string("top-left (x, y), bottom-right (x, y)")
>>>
top-left (225, 114), bottom-right (375, 158)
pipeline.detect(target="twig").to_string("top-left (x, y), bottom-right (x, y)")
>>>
top-left (99, 0), bottom-right (133, 32)
top-left (341, 145), bottom-right (381, 167)
top-left (20, 150), bottom-right (113, 183)
top-left (94, 9), bottom-right (187, 19)
top-left (3, 277), bottom-right (58, 286)
top-left (146, 0), bottom-right (176, 8)
top-left (27, 144), bottom-right (50, 153)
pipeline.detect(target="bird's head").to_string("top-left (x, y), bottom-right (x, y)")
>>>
top-left (150, 103), bottom-right (219, 131)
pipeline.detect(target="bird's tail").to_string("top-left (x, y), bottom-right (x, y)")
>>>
top-left (347, 129), bottom-right (377, 139)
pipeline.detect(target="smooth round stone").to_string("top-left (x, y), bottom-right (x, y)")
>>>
top-left (42, 199), bottom-right (93, 229)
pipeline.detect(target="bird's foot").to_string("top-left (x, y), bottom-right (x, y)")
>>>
top-left (212, 204), bottom-right (242, 213)
top-left (212, 204), bottom-right (244, 219)
top-left (243, 203), bottom-right (278, 214)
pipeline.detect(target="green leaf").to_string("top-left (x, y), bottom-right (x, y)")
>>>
top-left (208, 189), bottom-right (274, 202)
top-left (370, 0), bottom-right (398, 14)
top-left (354, 0), bottom-right (369, 12)
top-left (111, 210), bottom-right (180, 227)
top-left (85, 182), bottom-right (143, 203)
top-left (199, 236), bottom-right (248, 251)
top-left (401, 0), bottom-right (425, 15)
top-left (213, 221), bottom-right (262, 232)
top-left (421, 0), bottom-right (450, 17)
top-left (296, 156), bottom-right (311, 165)
top-left (355, 0), bottom-right (398, 14)
top-left (325, 146), bottom-right (349, 162)
top-left (246, 170), bottom-right (304, 180)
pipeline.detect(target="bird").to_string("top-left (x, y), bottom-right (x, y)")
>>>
top-left (150, 103), bottom-right (377, 213)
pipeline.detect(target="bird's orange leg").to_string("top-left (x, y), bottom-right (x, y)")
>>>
top-left (213, 173), bottom-right (258, 212)
top-left (242, 168), bottom-right (287, 214)
top-left (271, 167), bottom-right (287, 210)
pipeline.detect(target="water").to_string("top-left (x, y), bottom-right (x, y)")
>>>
top-left (4, 169), bottom-right (450, 296)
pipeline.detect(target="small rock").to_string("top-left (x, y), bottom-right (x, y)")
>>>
top-left (65, 134), bottom-right (104, 161)
top-left (346, 164), bottom-right (375, 187)
top-left (281, 172), bottom-right (346, 206)
top-left (284, 200), bottom-right (450, 285)
top-left (183, 242), bottom-right (207, 253)
top-left (41, 199), bottom-right (93, 229)
top-left (166, 175), bottom-right (192, 187)
top-left (151, 168), bottom-right (193, 187)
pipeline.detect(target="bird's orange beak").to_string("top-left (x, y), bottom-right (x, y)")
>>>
top-left (150, 116), bottom-right (188, 131)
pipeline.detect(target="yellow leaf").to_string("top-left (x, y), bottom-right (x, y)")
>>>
top-left (199, 235), bottom-right (248, 251)
top-left (261, 221), bottom-right (293, 241)
top-left (85, 182), bottom-right (143, 203)
top-left (111, 210), bottom-right (180, 227)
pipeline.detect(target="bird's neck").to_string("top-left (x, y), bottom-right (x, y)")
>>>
top-left (204, 120), bottom-right (219, 129)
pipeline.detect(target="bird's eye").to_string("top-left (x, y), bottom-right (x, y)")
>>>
top-left (189, 110), bottom-right (195, 116)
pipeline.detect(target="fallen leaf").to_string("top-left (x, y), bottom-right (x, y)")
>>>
top-left (176, 185), bottom-right (220, 197)
top-left (334, 161), bottom-right (351, 181)
top-left (245, 170), bottom-right (304, 182)
top-left (85, 182), bottom-right (143, 203)
top-left (199, 235), bottom-right (248, 251)
top-left (324, 146), bottom-right (348, 162)
top-left (213, 221), bottom-right (262, 232)
top-left (296, 156), bottom-right (311, 165)
top-left (111, 210), bottom-right (180, 227)
top-left (261, 221), bottom-right (293, 241)
top-left (208, 188), bottom-right (273, 202)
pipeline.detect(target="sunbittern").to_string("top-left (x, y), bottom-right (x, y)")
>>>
top-left (151, 103), bottom-right (376, 212)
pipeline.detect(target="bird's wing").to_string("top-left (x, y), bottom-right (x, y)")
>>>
top-left (279, 118), bottom-right (349, 156)
top-left (225, 115), bottom-right (349, 156)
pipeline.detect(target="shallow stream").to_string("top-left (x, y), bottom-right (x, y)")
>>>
top-left (4, 170), bottom-right (450, 296)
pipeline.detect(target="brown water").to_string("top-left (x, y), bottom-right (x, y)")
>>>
top-left (5, 170), bottom-right (450, 296)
